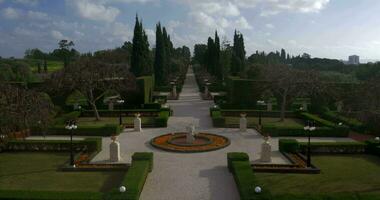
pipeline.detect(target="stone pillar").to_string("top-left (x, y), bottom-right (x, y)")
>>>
top-left (260, 136), bottom-right (272, 162)
top-left (110, 136), bottom-right (120, 162)
top-left (108, 102), bottom-right (114, 111)
top-left (134, 113), bottom-right (142, 132)
top-left (240, 113), bottom-right (247, 132)
top-left (267, 102), bottom-right (273, 111)
top-left (302, 102), bottom-right (308, 111)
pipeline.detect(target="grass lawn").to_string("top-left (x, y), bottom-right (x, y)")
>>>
top-left (225, 117), bottom-right (304, 127)
top-left (255, 155), bottom-right (380, 195)
top-left (0, 152), bottom-right (125, 192)
top-left (77, 117), bottom-right (155, 127)
top-left (26, 59), bottom-right (64, 73)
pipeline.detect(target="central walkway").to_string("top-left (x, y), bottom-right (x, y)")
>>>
top-left (140, 67), bottom-right (240, 200)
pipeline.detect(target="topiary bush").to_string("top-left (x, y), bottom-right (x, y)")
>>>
top-left (227, 152), bottom-right (249, 172)
top-left (279, 139), bottom-right (300, 153)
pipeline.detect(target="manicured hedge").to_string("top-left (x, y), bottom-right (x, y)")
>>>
top-left (0, 190), bottom-right (102, 200)
top-left (365, 140), bottom-right (380, 156)
top-left (211, 110), bottom-right (226, 127)
top-left (227, 152), bottom-right (249, 172)
top-left (263, 125), bottom-right (349, 137)
top-left (299, 142), bottom-right (366, 154)
top-left (279, 139), bottom-right (300, 153)
top-left (46, 124), bottom-right (122, 136)
top-left (321, 111), bottom-right (367, 133)
top-left (54, 111), bottom-right (81, 124)
top-left (6, 138), bottom-right (102, 153)
top-left (105, 152), bottom-right (153, 200)
top-left (228, 152), bottom-right (271, 200)
top-left (132, 152), bottom-right (153, 172)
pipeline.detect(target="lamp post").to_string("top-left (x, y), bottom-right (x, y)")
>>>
top-left (117, 99), bottom-right (125, 125)
top-left (65, 120), bottom-right (77, 167)
top-left (304, 121), bottom-right (316, 167)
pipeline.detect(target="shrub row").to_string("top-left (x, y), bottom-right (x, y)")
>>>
top-left (0, 190), bottom-right (102, 200)
top-left (298, 112), bottom-right (350, 136)
top-left (44, 124), bottom-right (122, 137)
top-left (365, 140), bottom-right (380, 156)
top-left (279, 139), bottom-right (368, 154)
top-left (105, 152), bottom-right (153, 200)
top-left (81, 110), bottom-right (160, 118)
top-left (6, 138), bottom-right (102, 153)
top-left (321, 111), bottom-right (367, 133)
top-left (262, 124), bottom-right (349, 137)
top-left (221, 109), bottom-right (296, 118)
top-left (279, 139), bottom-right (300, 153)
top-left (227, 152), bottom-right (271, 200)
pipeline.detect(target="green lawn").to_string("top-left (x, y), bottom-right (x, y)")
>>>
top-left (77, 117), bottom-right (155, 127)
top-left (26, 59), bottom-right (64, 73)
top-left (0, 153), bottom-right (125, 192)
top-left (225, 117), bottom-right (304, 127)
top-left (255, 155), bottom-right (380, 195)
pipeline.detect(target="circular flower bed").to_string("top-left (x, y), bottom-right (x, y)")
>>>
top-left (150, 132), bottom-right (230, 153)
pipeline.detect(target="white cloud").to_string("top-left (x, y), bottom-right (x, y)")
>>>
top-left (27, 10), bottom-right (48, 20)
top-left (13, 0), bottom-right (40, 6)
top-left (265, 23), bottom-right (275, 29)
top-left (2, 7), bottom-right (21, 19)
top-left (68, 0), bottom-right (120, 22)
top-left (234, 16), bottom-right (252, 30)
top-left (51, 30), bottom-right (68, 40)
top-left (260, 0), bottom-right (330, 16)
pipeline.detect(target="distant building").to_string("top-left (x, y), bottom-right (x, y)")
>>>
top-left (348, 55), bottom-right (360, 65)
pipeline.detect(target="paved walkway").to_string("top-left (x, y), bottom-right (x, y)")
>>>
top-left (91, 66), bottom-right (354, 200)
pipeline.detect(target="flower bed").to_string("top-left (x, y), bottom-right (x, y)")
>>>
top-left (150, 132), bottom-right (230, 153)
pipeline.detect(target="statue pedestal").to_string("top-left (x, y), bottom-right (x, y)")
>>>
top-left (172, 85), bottom-right (177, 98)
top-left (260, 140), bottom-right (272, 162)
top-left (134, 116), bottom-right (142, 132)
top-left (239, 114), bottom-right (247, 132)
top-left (110, 140), bottom-right (120, 162)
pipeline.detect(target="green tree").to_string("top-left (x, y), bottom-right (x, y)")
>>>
top-left (131, 15), bottom-right (152, 77)
top-left (154, 22), bottom-right (166, 85)
top-left (230, 30), bottom-right (246, 76)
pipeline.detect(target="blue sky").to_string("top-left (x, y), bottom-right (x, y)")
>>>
top-left (1, 0), bottom-right (380, 61)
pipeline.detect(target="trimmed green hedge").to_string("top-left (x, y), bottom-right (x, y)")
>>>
top-left (0, 190), bottom-right (102, 200)
top-left (262, 124), bottom-right (349, 137)
top-left (279, 139), bottom-right (300, 153)
top-left (132, 152), bottom-right (153, 172)
top-left (228, 152), bottom-right (271, 200)
top-left (105, 152), bottom-right (153, 200)
top-left (227, 152), bottom-right (249, 172)
top-left (6, 138), bottom-right (102, 153)
top-left (299, 142), bottom-right (366, 154)
top-left (45, 124), bottom-right (122, 136)
top-left (210, 108), bottom-right (226, 127)
top-left (54, 111), bottom-right (81, 124)
top-left (321, 111), bottom-right (367, 133)
top-left (365, 140), bottom-right (380, 156)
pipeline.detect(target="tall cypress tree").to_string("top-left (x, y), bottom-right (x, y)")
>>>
top-left (131, 15), bottom-right (152, 77)
top-left (230, 30), bottom-right (245, 76)
top-left (214, 31), bottom-right (221, 80)
top-left (154, 23), bottom-right (166, 85)
top-left (206, 37), bottom-right (215, 74)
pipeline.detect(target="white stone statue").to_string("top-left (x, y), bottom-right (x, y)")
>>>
top-left (260, 136), bottom-right (272, 162)
top-left (134, 113), bottom-right (142, 132)
top-left (110, 136), bottom-right (121, 162)
top-left (239, 113), bottom-right (247, 132)
top-left (186, 125), bottom-right (196, 144)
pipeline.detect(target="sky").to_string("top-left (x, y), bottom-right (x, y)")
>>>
top-left (1, 0), bottom-right (380, 61)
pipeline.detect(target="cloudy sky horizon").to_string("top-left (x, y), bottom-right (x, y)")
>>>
top-left (1, 0), bottom-right (380, 61)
